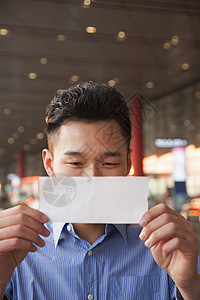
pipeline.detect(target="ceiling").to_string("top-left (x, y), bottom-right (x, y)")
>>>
top-left (0, 0), bottom-right (200, 175)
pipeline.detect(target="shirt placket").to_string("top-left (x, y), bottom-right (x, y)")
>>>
top-left (84, 247), bottom-right (97, 300)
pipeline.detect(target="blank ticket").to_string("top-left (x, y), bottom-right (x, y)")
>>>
top-left (39, 176), bottom-right (148, 223)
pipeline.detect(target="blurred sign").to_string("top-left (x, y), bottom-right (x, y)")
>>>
top-left (172, 147), bottom-right (187, 182)
top-left (155, 138), bottom-right (188, 148)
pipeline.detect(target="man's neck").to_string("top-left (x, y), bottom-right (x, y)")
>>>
top-left (72, 223), bottom-right (106, 245)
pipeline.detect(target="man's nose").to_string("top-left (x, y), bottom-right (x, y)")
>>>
top-left (84, 163), bottom-right (102, 177)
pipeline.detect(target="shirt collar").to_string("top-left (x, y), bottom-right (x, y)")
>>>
top-left (52, 222), bottom-right (128, 248)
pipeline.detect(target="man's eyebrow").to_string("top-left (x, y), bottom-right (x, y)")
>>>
top-left (103, 151), bottom-right (121, 157)
top-left (63, 151), bottom-right (83, 156)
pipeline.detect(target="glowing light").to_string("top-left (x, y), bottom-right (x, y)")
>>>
top-left (40, 57), bottom-right (48, 64)
top-left (18, 126), bottom-right (25, 133)
top-left (84, 0), bottom-right (91, 5)
top-left (195, 91), bottom-right (200, 98)
top-left (29, 72), bottom-right (37, 79)
top-left (36, 132), bottom-right (44, 140)
top-left (70, 75), bottom-right (79, 83)
top-left (0, 28), bottom-right (9, 35)
top-left (25, 196), bottom-right (36, 206)
top-left (163, 42), bottom-right (171, 49)
top-left (108, 79), bottom-right (116, 87)
top-left (86, 26), bottom-right (96, 34)
top-left (128, 165), bottom-right (135, 176)
top-left (181, 63), bottom-right (190, 70)
top-left (23, 144), bottom-right (30, 151)
top-left (12, 132), bottom-right (19, 139)
top-left (184, 119), bottom-right (191, 126)
top-left (31, 138), bottom-right (37, 145)
top-left (57, 34), bottom-right (66, 41)
top-left (171, 35), bottom-right (179, 45)
top-left (146, 81), bottom-right (154, 88)
top-left (117, 31), bottom-right (126, 41)
top-left (8, 137), bottom-right (15, 144)
top-left (143, 153), bottom-right (173, 175)
top-left (56, 89), bottom-right (64, 95)
top-left (3, 108), bottom-right (11, 115)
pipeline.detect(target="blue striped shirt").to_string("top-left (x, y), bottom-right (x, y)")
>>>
top-left (5, 223), bottom-right (199, 299)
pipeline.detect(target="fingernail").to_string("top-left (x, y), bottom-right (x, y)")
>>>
top-left (42, 215), bottom-right (49, 222)
top-left (139, 218), bottom-right (146, 227)
top-left (139, 231), bottom-right (146, 241)
top-left (145, 239), bottom-right (151, 247)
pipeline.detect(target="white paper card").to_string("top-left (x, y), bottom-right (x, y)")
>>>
top-left (39, 176), bottom-right (148, 223)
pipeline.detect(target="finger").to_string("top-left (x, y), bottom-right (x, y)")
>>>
top-left (139, 212), bottom-right (188, 241)
top-left (0, 214), bottom-right (50, 237)
top-left (160, 237), bottom-right (198, 258)
top-left (139, 203), bottom-right (183, 227)
top-left (0, 238), bottom-right (37, 253)
top-left (143, 222), bottom-right (190, 249)
top-left (0, 204), bottom-right (49, 223)
top-left (0, 226), bottom-right (46, 248)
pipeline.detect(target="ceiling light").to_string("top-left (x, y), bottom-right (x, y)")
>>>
top-left (40, 57), bottom-right (48, 64)
top-left (171, 35), bottom-right (179, 45)
top-left (108, 79), bottom-right (116, 87)
top-left (83, 0), bottom-right (91, 5)
top-left (3, 108), bottom-right (11, 115)
top-left (57, 34), bottom-right (66, 41)
top-left (31, 138), bottom-right (37, 145)
top-left (56, 89), bottom-right (64, 95)
top-left (162, 42), bottom-right (171, 49)
top-left (8, 137), bottom-right (15, 144)
top-left (70, 75), bottom-right (79, 83)
top-left (188, 124), bottom-right (195, 131)
top-left (0, 148), bottom-right (5, 155)
top-left (23, 144), bottom-right (30, 151)
top-left (86, 26), bottom-right (96, 34)
top-left (181, 63), bottom-right (190, 70)
top-left (18, 126), bottom-right (25, 133)
top-left (12, 132), bottom-right (19, 139)
top-left (146, 81), bottom-right (154, 88)
top-left (36, 132), bottom-right (44, 140)
top-left (184, 119), bottom-right (191, 126)
top-left (117, 31), bottom-right (126, 41)
top-left (29, 72), bottom-right (37, 79)
top-left (195, 91), bottom-right (200, 98)
top-left (0, 28), bottom-right (9, 35)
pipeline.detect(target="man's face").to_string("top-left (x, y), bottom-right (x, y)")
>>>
top-left (43, 120), bottom-right (131, 177)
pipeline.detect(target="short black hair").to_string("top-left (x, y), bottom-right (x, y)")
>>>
top-left (45, 81), bottom-right (131, 151)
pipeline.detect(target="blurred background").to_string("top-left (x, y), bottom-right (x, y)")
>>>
top-left (0, 0), bottom-right (200, 250)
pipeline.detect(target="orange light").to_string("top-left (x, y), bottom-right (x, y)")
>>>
top-left (25, 196), bottom-right (35, 206)
top-left (193, 210), bottom-right (200, 217)
top-left (128, 165), bottom-right (135, 176)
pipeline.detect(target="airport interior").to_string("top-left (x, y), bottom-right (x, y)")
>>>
top-left (0, 0), bottom-right (200, 252)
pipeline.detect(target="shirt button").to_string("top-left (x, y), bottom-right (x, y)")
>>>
top-left (87, 250), bottom-right (93, 256)
top-left (67, 225), bottom-right (71, 231)
top-left (87, 294), bottom-right (93, 300)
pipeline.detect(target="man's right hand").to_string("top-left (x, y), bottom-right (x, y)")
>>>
top-left (0, 204), bottom-right (50, 294)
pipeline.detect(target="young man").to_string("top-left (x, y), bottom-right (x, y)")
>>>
top-left (0, 82), bottom-right (199, 299)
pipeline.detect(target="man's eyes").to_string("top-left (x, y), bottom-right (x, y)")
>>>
top-left (67, 162), bottom-right (119, 167)
top-left (68, 162), bottom-right (83, 166)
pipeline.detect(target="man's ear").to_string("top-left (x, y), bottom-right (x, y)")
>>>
top-left (126, 148), bottom-right (132, 176)
top-left (42, 149), bottom-right (54, 177)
